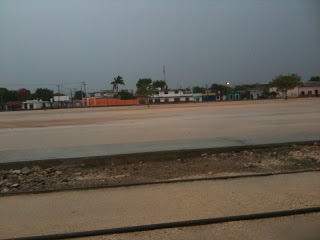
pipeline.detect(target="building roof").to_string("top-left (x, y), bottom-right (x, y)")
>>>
top-left (303, 81), bottom-right (320, 87)
top-left (5, 101), bottom-right (23, 105)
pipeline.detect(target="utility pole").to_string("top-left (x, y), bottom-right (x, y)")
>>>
top-left (82, 81), bottom-right (87, 98)
top-left (80, 83), bottom-right (84, 107)
top-left (206, 84), bottom-right (208, 101)
top-left (69, 89), bottom-right (73, 107)
top-left (56, 84), bottom-right (61, 107)
top-left (163, 66), bottom-right (166, 82)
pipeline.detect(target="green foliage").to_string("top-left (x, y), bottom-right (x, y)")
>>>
top-left (74, 90), bottom-right (86, 100)
top-left (136, 78), bottom-right (152, 89)
top-left (110, 76), bottom-right (125, 92)
top-left (17, 88), bottom-right (31, 101)
top-left (209, 84), bottom-right (232, 95)
top-left (118, 90), bottom-right (136, 100)
top-left (309, 76), bottom-right (320, 82)
top-left (192, 86), bottom-right (206, 94)
top-left (32, 88), bottom-right (54, 101)
top-left (153, 80), bottom-right (167, 90)
top-left (269, 74), bottom-right (302, 99)
top-left (0, 88), bottom-right (18, 105)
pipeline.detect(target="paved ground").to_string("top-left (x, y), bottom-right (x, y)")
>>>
top-left (81, 213), bottom-right (320, 240)
top-left (1, 172), bottom-right (320, 239)
top-left (0, 98), bottom-right (319, 163)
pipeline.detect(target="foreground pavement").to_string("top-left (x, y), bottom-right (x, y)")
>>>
top-left (81, 213), bottom-right (320, 240)
top-left (1, 99), bottom-right (320, 163)
top-left (1, 172), bottom-right (320, 239)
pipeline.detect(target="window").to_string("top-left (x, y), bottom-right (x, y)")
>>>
top-left (155, 91), bottom-right (159, 95)
top-left (174, 98), bottom-right (180, 102)
top-left (301, 91), bottom-right (305, 96)
top-left (164, 91), bottom-right (168, 94)
top-left (155, 99), bottom-right (160, 103)
top-left (174, 91), bottom-right (179, 94)
top-left (165, 99), bottom-right (169, 102)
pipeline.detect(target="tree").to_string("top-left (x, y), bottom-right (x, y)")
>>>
top-left (136, 86), bottom-right (155, 107)
top-left (0, 88), bottom-right (9, 110)
top-left (110, 76), bottom-right (125, 92)
top-left (74, 91), bottom-right (86, 100)
top-left (118, 90), bottom-right (136, 100)
top-left (210, 84), bottom-right (232, 94)
top-left (309, 76), bottom-right (320, 82)
top-left (136, 78), bottom-right (152, 89)
top-left (153, 80), bottom-right (167, 90)
top-left (32, 88), bottom-right (54, 101)
top-left (269, 74), bottom-right (302, 100)
top-left (8, 90), bottom-right (18, 101)
top-left (17, 88), bottom-right (31, 101)
top-left (192, 86), bottom-right (206, 94)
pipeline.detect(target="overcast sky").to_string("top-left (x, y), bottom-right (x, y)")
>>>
top-left (0, 0), bottom-right (319, 94)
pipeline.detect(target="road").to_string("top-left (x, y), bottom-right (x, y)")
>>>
top-left (1, 172), bottom-right (320, 239)
top-left (0, 98), bottom-right (319, 163)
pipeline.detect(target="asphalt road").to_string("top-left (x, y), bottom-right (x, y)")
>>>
top-left (1, 172), bottom-right (319, 239)
top-left (0, 98), bottom-right (319, 163)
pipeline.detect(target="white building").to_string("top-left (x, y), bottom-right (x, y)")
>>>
top-left (249, 89), bottom-right (264, 99)
top-left (269, 87), bottom-right (299, 98)
top-left (150, 89), bottom-right (193, 103)
top-left (89, 90), bottom-right (118, 98)
top-left (53, 95), bottom-right (70, 102)
top-left (22, 100), bottom-right (51, 110)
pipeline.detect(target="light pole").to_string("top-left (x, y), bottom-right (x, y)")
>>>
top-left (226, 82), bottom-right (230, 100)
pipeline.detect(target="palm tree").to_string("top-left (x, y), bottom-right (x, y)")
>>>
top-left (110, 76), bottom-right (125, 92)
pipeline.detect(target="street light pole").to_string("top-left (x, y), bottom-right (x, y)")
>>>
top-left (226, 82), bottom-right (230, 101)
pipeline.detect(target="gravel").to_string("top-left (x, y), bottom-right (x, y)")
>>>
top-left (1, 143), bottom-right (319, 193)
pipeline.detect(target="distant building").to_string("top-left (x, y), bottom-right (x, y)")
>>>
top-left (53, 95), bottom-right (72, 108)
top-left (269, 87), bottom-right (299, 98)
top-left (150, 89), bottom-right (193, 103)
top-left (270, 82), bottom-right (320, 98)
top-left (193, 93), bottom-right (203, 102)
top-left (299, 82), bottom-right (320, 97)
top-left (228, 92), bottom-right (241, 100)
top-left (4, 101), bottom-right (23, 111)
top-left (53, 95), bottom-right (70, 102)
top-left (89, 90), bottom-right (118, 99)
top-left (22, 100), bottom-right (51, 110)
top-left (202, 93), bottom-right (217, 101)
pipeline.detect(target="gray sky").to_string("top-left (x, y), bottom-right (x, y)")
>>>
top-left (0, 0), bottom-right (319, 94)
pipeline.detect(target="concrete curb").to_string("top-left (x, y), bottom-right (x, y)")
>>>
top-left (1, 140), bottom-right (319, 170)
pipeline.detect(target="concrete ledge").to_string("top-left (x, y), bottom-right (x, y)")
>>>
top-left (1, 140), bottom-right (318, 170)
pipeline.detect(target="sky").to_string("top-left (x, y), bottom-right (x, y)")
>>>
top-left (0, 0), bottom-right (319, 94)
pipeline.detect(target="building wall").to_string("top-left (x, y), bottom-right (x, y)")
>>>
top-left (54, 96), bottom-right (70, 101)
top-left (84, 98), bottom-right (140, 107)
top-left (249, 90), bottom-right (263, 99)
top-left (269, 87), bottom-right (299, 98)
top-left (299, 86), bottom-right (320, 97)
top-left (193, 93), bottom-right (203, 102)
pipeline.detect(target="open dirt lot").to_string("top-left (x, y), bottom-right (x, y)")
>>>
top-left (1, 98), bottom-right (320, 162)
top-left (0, 98), bottom-right (319, 129)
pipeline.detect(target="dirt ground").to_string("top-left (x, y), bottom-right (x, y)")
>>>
top-left (1, 98), bottom-right (319, 129)
top-left (1, 143), bottom-right (319, 193)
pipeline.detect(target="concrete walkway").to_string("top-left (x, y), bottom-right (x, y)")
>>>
top-left (1, 172), bottom-right (320, 239)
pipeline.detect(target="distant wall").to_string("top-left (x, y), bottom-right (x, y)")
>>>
top-left (84, 98), bottom-right (140, 107)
